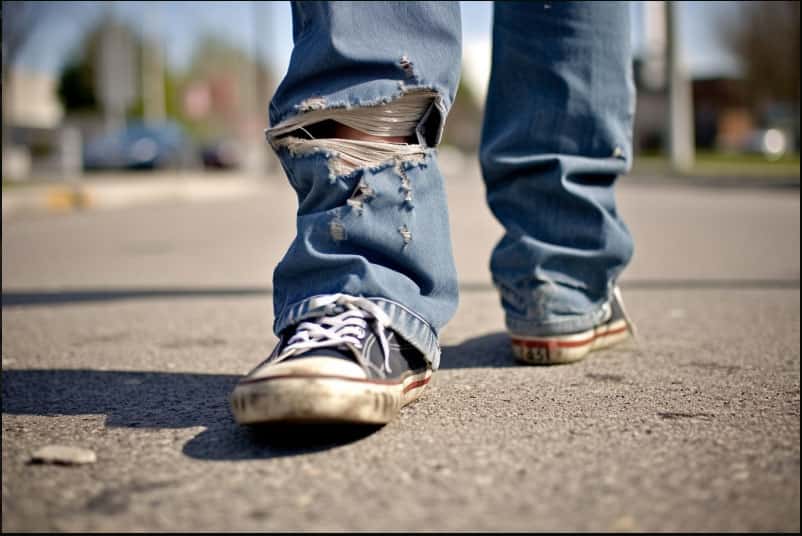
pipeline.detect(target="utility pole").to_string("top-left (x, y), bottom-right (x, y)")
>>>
top-left (259, 1), bottom-right (280, 174)
top-left (142, 3), bottom-right (166, 124)
top-left (98, 14), bottom-right (136, 133)
top-left (642, 1), bottom-right (667, 92)
top-left (247, 0), bottom-right (267, 175)
top-left (666, 0), bottom-right (695, 173)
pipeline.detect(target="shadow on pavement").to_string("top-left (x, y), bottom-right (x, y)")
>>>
top-left (439, 332), bottom-right (517, 369)
top-left (1, 369), bottom-right (382, 461)
top-left (0, 326), bottom-right (699, 460)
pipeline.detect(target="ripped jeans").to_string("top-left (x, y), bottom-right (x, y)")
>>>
top-left (267, 1), bottom-right (635, 369)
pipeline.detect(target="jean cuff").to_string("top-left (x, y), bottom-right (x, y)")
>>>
top-left (504, 301), bottom-right (611, 337)
top-left (273, 295), bottom-right (442, 370)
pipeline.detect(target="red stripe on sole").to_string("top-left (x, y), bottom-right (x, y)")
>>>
top-left (512, 325), bottom-right (630, 349)
top-left (402, 376), bottom-right (430, 394)
top-left (239, 371), bottom-right (431, 388)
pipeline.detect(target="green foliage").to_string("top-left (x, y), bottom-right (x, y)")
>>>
top-left (56, 17), bottom-right (276, 143)
top-left (57, 57), bottom-right (97, 111)
top-left (57, 18), bottom-right (139, 114)
top-left (720, 1), bottom-right (800, 105)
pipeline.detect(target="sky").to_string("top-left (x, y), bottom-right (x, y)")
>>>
top-left (12, 1), bottom-right (743, 99)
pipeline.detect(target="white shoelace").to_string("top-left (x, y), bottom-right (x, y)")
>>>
top-left (612, 286), bottom-right (638, 339)
top-left (272, 294), bottom-right (394, 374)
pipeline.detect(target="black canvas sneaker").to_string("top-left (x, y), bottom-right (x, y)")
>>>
top-left (511, 286), bottom-right (636, 365)
top-left (230, 295), bottom-right (432, 425)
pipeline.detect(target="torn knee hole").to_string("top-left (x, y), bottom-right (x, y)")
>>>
top-left (267, 90), bottom-right (441, 175)
top-left (277, 90), bottom-right (437, 140)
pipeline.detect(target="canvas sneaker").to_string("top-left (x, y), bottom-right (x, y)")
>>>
top-left (230, 295), bottom-right (432, 425)
top-left (511, 286), bottom-right (636, 365)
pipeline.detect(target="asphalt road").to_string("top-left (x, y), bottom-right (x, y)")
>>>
top-left (2, 169), bottom-right (799, 531)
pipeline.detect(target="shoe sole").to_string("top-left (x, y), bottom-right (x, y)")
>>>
top-left (230, 369), bottom-right (432, 425)
top-left (511, 318), bottom-right (632, 365)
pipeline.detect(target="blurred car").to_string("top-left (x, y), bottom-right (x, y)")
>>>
top-left (742, 128), bottom-right (790, 160)
top-left (200, 139), bottom-right (242, 169)
top-left (83, 122), bottom-right (195, 170)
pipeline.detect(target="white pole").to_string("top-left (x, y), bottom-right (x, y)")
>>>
top-left (143, 3), bottom-right (166, 124)
top-left (666, 0), bottom-right (695, 173)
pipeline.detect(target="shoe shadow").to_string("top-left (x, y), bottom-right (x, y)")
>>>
top-left (186, 422), bottom-right (382, 461)
top-left (439, 331), bottom-right (517, 369)
top-left (1, 369), bottom-right (381, 461)
top-left (2, 334), bottom-right (513, 461)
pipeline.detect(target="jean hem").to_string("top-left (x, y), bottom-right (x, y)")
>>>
top-left (504, 302), bottom-right (611, 337)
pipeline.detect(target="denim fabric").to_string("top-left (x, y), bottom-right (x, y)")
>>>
top-left (267, 1), bottom-right (634, 368)
top-left (480, 1), bottom-right (635, 336)
top-left (269, 1), bottom-right (462, 133)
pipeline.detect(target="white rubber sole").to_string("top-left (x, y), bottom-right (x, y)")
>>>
top-left (511, 318), bottom-right (632, 365)
top-left (230, 369), bottom-right (432, 425)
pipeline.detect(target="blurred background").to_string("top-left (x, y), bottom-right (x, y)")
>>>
top-left (1, 0), bottom-right (799, 184)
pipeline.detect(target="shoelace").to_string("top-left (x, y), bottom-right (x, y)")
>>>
top-left (612, 286), bottom-right (638, 339)
top-left (272, 294), bottom-right (394, 374)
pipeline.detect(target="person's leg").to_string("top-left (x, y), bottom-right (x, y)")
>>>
top-left (480, 1), bottom-right (636, 364)
top-left (231, 1), bottom-right (462, 424)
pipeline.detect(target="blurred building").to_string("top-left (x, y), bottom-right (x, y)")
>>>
top-left (2, 67), bottom-right (66, 180)
top-left (633, 59), bottom-right (797, 158)
top-left (5, 68), bottom-right (63, 128)
top-left (693, 77), bottom-right (751, 151)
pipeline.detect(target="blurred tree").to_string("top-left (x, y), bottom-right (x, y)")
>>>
top-left (58, 55), bottom-right (99, 112)
top-left (57, 20), bottom-right (141, 114)
top-left (58, 24), bottom-right (276, 144)
top-left (719, 1), bottom-right (800, 107)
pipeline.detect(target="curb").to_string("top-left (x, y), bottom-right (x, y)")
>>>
top-left (2, 174), bottom-right (271, 218)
